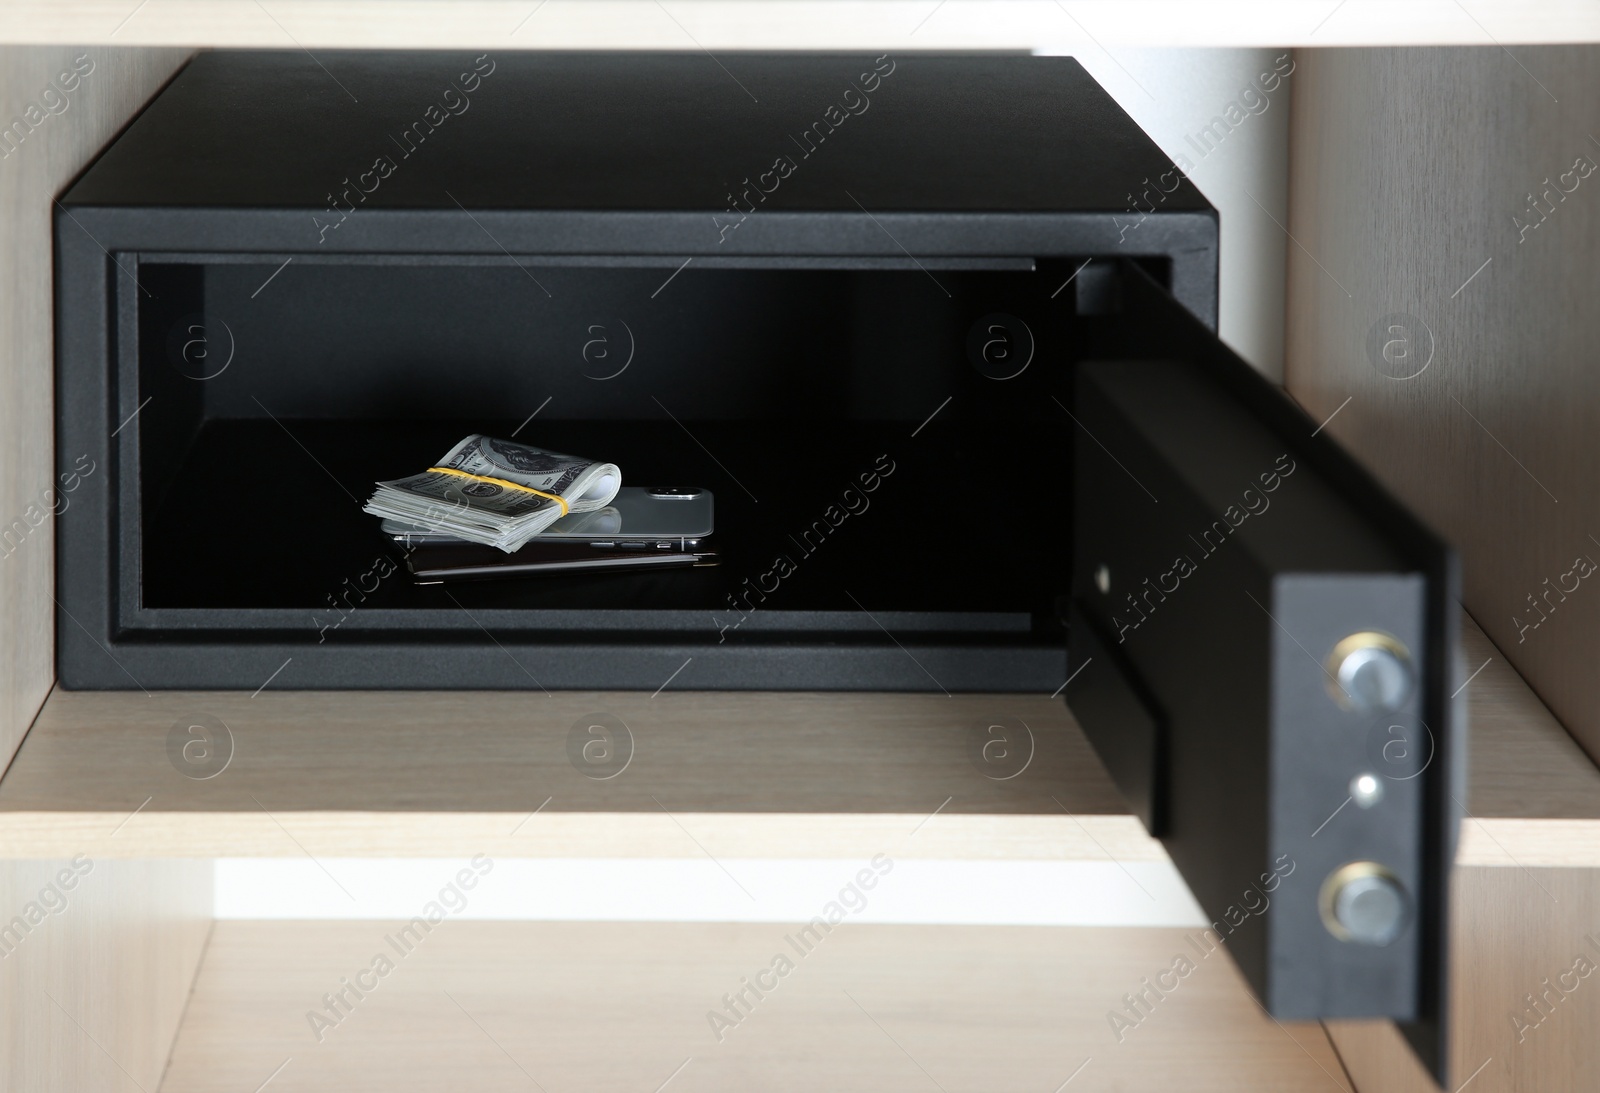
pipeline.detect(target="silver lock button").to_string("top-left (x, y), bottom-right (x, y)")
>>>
top-left (1327, 632), bottom-right (1413, 712)
top-left (1320, 862), bottom-right (1409, 946)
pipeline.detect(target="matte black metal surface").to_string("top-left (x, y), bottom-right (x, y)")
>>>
top-left (55, 51), bottom-right (1219, 701)
top-left (1065, 601), bottom-right (1165, 835)
top-left (63, 51), bottom-right (1211, 216)
top-left (1068, 261), bottom-right (1460, 1085)
top-left (60, 45), bottom-right (1225, 694)
top-left (56, 57), bottom-right (1203, 691)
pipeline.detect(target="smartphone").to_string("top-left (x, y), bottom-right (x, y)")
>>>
top-left (384, 486), bottom-right (715, 547)
top-left (405, 540), bottom-right (719, 583)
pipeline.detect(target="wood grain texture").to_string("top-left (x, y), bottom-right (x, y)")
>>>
top-left (0, 691), bottom-right (1119, 815)
top-left (1327, 865), bottom-right (1600, 1093)
top-left (0, 690), bottom-right (1168, 860)
top-left (1286, 46), bottom-right (1600, 772)
top-left (1442, 866), bottom-right (1600, 1093)
top-left (0, 2), bottom-right (1599, 49)
top-left (157, 920), bottom-right (1352, 1093)
top-left (1323, 1019), bottom-right (1438, 1093)
top-left (1454, 613), bottom-right (1600, 867)
top-left (0, 858), bottom-right (210, 1093)
top-left (0, 810), bottom-right (1168, 864)
top-left (1460, 617), bottom-right (1600, 822)
top-left (0, 46), bottom-right (188, 780)
top-left (1289, 46), bottom-right (1600, 1093)
top-left (2, 618), bottom-right (1592, 864)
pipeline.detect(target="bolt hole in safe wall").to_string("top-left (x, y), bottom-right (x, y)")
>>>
top-left (53, 49), bottom-right (1462, 1084)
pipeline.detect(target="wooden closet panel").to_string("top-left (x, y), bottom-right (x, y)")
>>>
top-left (1287, 46), bottom-right (1600, 767)
top-left (0, 46), bottom-right (188, 774)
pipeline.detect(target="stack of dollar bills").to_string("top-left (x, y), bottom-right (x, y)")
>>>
top-left (363, 435), bottom-right (621, 552)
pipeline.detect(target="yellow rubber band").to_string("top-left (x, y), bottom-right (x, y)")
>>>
top-left (426, 467), bottom-right (569, 515)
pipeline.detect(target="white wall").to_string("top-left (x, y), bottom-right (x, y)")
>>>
top-left (217, 858), bottom-right (1206, 926)
top-left (1051, 47), bottom-right (1293, 379)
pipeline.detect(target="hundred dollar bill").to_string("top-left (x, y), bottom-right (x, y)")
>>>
top-left (381, 505), bottom-right (623, 545)
top-left (363, 435), bottom-right (621, 552)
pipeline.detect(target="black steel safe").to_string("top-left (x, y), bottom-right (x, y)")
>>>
top-left (54, 50), bottom-right (1461, 1082)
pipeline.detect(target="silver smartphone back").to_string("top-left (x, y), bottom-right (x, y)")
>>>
top-left (382, 487), bottom-right (714, 544)
top-left (543, 487), bottom-right (714, 541)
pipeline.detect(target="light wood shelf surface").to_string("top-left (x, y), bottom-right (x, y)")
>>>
top-left (0, 691), bottom-right (1162, 861)
top-left (156, 919), bottom-right (1353, 1093)
top-left (1, 615), bottom-right (1594, 866)
top-left (1452, 615), bottom-right (1600, 867)
top-left (2, 1), bottom-right (1600, 49)
top-left (0, 858), bottom-right (210, 1093)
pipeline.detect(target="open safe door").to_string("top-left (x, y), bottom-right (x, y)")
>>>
top-left (1066, 261), bottom-right (1461, 1086)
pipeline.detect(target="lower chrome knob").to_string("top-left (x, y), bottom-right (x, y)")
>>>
top-left (1320, 861), bottom-right (1409, 946)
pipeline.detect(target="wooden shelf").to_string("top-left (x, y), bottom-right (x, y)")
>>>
top-left (1452, 616), bottom-right (1600, 866)
top-left (0, 691), bottom-right (1161, 861)
top-left (156, 920), bottom-right (1354, 1092)
top-left (1, 1), bottom-right (1598, 49)
top-left (2, 615), bottom-right (1593, 865)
